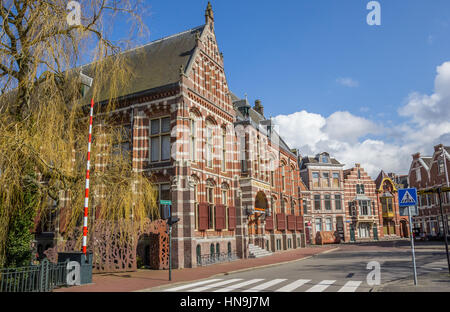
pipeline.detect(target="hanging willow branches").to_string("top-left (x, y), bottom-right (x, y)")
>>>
top-left (0, 0), bottom-right (158, 267)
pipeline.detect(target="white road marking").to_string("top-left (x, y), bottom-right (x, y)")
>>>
top-left (275, 279), bottom-right (311, 292)
top-left (213, 279), bottom-right (265, 292)
top-left (305, 280), bottom-right (336, 292)
top-left (187, 279), bottom-right (243, 292)
top-left (165, 279), bottom-right (223, 292)
top-left (338, 281), bottom-right (362, 292)
top-left (243, 279), bottom-right (287, 292)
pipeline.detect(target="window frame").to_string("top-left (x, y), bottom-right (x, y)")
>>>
top-left (150, 116), bottom-right (171, 163)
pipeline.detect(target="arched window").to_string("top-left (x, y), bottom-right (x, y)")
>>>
top-left (216, 243), bottom-right (220, 259)
top-left (227, 242), bottom-right (232, 257)
top-left (210, 243), bottom-right (215, 259)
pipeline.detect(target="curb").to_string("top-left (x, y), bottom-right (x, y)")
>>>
top-left (137, 247), bottom-right (340, 292)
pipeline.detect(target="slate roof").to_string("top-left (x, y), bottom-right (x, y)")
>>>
top-left (300, 154), bottom-right (342, 170)
top-left (80, 25), bottom-right (205, 104)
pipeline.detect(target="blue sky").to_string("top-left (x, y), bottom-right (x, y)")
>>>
top-left (112, 1), bottom-right (450, 176)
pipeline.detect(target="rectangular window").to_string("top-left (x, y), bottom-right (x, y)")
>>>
top-left (359, 200), bottom-right (369, 215)
top-left (221, 131), bottom-right (226, 172)
top-left (161, 135), bottom-right (170, 161)
top-left (332, 173), bottom-right (339, 188)
top-left (335, 195), bottom-right (342, 210)
top-left (151, 119), bottom-right (160, 135)
top-left (190, 119), bottom-right (196, 161)
top-left (150, 117), bottom-right (171, 162)
top-left (222, 190), bottom-right (228, 229)
top-left (315, 218), bottom-right (322, 232)
top-left (416, 168), bottom-right (421, 182)
top-left (206, 127), bottom-right (213, 168)
top-left (322, 173), bottom-right (330, 188)
top-left (303, 199), bottom-right (308, 215)
top-left (356, 184), bottom-right (365, 194)
top-left (312, 172), bottom-right (319, 188)
top-left (314, 195), bottom-right (321, 210)
top-left (325, 218), bottom-right (332, 231)
top-left (194, 184), bottom-right (199, 230)
top-left (324, 195), bottom-right (331, 210)
top-left (151, 137), bottom-right (160, 162)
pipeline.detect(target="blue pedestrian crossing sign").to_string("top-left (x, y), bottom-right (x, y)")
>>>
top-left (398, 188), bottom-right (417, 207)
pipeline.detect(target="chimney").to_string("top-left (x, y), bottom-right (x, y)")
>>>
top-left (254, 99), bottom-right (264, 116)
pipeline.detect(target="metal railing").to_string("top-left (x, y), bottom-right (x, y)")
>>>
top-left (197, 252), bottom-right (239, 267)
top-left (0, 259), bottom-right (69, 292)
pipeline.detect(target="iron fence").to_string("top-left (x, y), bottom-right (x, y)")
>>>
top-left (0, 259), bottom-right (69, 292)
top-left (197, 252), bottom-right (239, 267)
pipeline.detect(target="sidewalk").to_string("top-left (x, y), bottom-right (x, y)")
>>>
top-left (373, 272), bottom-right (450, 292)
top-left (54, 245), bottom-right (337, 292)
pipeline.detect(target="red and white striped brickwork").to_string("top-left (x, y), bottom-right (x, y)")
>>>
top-left (343, 164), bottom-right (380, 241)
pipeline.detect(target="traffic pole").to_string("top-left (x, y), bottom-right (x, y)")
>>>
top-left (437, 188), bottom-right (450, 274)
top-left (408, 205), bottom-right (418, 285)
top-left (82, 98), bottom-right (95, 256)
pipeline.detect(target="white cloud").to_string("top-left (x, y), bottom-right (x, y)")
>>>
top-left (336, 77), bottom-right (359, 88)
top-left (323, 111), bottom-right (380, 142)
top-left (399, 61), bottom-right (450, 126)
top-left (273, 61), bottom-right (450, 178)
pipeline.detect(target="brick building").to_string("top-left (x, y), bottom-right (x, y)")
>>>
top-left (374, 170), bottom-right (409, 238)
top-left (299, 152), bottom-right (346, 242)
top-left (409, 144), bottom-right (450, 238)
top-left (34, 3), bottom-right (306, 269)
top-left (343, 164), bottom-right (380, 241)
top-left (232, 96), bottom-right (304, 253)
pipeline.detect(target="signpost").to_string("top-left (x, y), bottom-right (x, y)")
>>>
top-left (398, 188), bottom-right (418, 285)
top-left (160, 200), bottom-right (179, 281)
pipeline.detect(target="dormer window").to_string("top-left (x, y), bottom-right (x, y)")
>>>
top-left (321, 155), bottom-right (328, 163)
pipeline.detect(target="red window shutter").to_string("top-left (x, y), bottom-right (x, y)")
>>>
top-left (215, 204), bottom-right (225, 230)
top-left (287, 215), bottom-right (296, 231)
top-left (198, 202), bottom-right (209, 231)
top-left (277, 213), bottom-right (286, 230)
top-left (228, 206), bottom-right (236, 230)
top-left (296, 216), bottom-right (303, 231)
top-left (265, 216), bottom-right (274, 231)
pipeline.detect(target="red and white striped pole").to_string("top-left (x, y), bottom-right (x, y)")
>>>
top-left (82, 98), bottom-right (95, 255)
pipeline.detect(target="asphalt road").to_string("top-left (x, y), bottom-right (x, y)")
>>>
top-left (153, 240), bottom-right (449, 292)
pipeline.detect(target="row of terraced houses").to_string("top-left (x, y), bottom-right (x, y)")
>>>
top-left (33, 3), bottom-right (448, 269)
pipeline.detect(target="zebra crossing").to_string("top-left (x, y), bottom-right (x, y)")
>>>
top-left (164, 278), bottom-right (365, 292)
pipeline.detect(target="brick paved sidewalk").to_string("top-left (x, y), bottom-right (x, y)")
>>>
top-left (54, 245), bottom-right (337, 292)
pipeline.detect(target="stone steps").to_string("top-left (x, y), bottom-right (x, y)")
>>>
top-left (248, 244), bottom-right (273, 258)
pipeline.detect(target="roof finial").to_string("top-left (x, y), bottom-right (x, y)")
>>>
top-left (205, 1), bottom-right (214, 24)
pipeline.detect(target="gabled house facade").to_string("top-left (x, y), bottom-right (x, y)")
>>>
top-left (409, 144), bottom-right (450, 238)
top-left (375, 171), bottom-right (409, 238)
top-left (299, 152), bottom-right (346, 242)
top-left (343, 164), bottom-right (380, 241)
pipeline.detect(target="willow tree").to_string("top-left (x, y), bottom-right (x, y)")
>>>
top-left (0, 0), bottom-right (158, 267)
